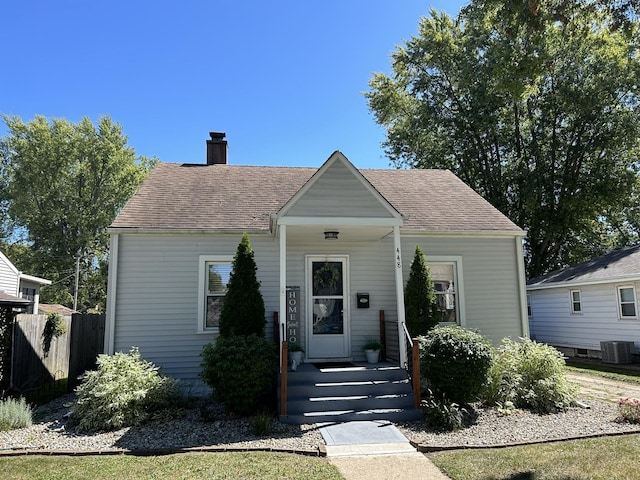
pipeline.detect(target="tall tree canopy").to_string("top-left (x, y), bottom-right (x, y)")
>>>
top-left (0, 115), bottom-right (156, 311)
top-left (367, 0), bottom-right (640, 277)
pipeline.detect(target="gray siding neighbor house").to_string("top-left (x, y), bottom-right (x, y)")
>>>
top-left (527, 245), bottom-right (640, 361)
top-left (105, 133), bottom-right (528, 396)
top-left (0, 250), bottom-right (51, 314)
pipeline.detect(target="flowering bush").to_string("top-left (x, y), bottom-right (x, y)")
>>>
top-left (617, 397), bottom-right (640, 424)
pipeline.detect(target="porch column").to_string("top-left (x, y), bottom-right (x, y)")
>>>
top-left (278, 223), bottom-right (287, 371)
top-left (393, 226), bottom-right (408, 367)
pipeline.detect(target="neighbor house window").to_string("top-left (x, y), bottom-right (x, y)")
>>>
top-left (431, 263), bottom-right (457, 324)
top-left (20, 287), bottom-right (36, 314)
top-left (198, 256), bottom-right (233, 333)
top-left (527, 294), bottom-right (532, 317)
top-left (618, 286), bottom-right (637, 318)
top-left (570, 290), bottom-right (582, 314)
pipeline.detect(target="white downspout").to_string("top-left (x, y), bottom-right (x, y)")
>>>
top-left (393, 226), bottom-right (407, 367)
top-left (104, 233), bottom-right (119, 354)
top-left (278, 224), bottom-right (287, 371)
top-left (515, 235), bottom-right (530, 338)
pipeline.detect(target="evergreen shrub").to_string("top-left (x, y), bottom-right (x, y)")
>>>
top-left (200, 335), bottom-right (276, 416)
top-left (404, 245), bottom-right (440, 336)
top-left (72, 347), bottom-right (180, 432)
top-left (219, 233), bottom-right (266, 337)
top-left (484, 338), bottom-right (577, 413)
top-left (419, 325), bottom-right (494, 404)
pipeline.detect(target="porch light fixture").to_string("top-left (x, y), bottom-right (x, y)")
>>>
top-left (324, 230), bottom-right (339, 240)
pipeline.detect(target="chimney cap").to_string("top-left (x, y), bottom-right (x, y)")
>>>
top-left (209, 132), bottom-right (226, 140)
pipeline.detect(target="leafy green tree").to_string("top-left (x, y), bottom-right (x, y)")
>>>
top-left (404, 245), bottom-right (439, 336)
top-left (219, 233), bottom-right (266, 337)
top-left (367, 1), bottom-right (640, 277)
top-left (0, 115), bottom-right (156, 311)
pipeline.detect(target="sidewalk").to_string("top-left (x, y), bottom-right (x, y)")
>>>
top-left (318, 421), bottom-right (450, 480)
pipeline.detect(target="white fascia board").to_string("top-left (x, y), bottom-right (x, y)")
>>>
top-left (276, 216), bottom-right (403, 227)
top-left (527, 275), bottom-right (640, 291)
top-left (19, 273), bottom-right (52, 286)
top-left (107, 227), bottom-right (269, 235)
top-left (400, 230), bottom-right (526, 239)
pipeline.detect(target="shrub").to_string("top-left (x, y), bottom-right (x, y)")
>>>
top-left (484, 338), bottom-right (577, 413)
top-left (421, 390), bottom-right (466, 432)
top-left (72, 347), bottom-right (180, 432)
top-left (404, 245), bottom-right (440, 336)
top-left (0, 397), bottom-right (32, 431)
top-left (419, 325), bottom-right (494, 404)
top-left (219, 233), bottom-right (266, 337)
top-left (200, 335), bottom-right (276, 416)
top-left (617, 397), bottom-right (640, 424)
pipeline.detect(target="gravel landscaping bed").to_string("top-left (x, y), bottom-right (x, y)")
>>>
top-left (2, 395), bottom-right (640, 454)
top-left (397, 400), bottom-right (640, 450)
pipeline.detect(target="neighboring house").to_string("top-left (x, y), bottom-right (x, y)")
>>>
top-left (105, 133), bottom-right (528, 393)
top-left (0, 250), bottom-right (51, 314)
top-left (527, 245), bottom-right (640, 360)
top-left (38, 304), bottom-right (78, 316)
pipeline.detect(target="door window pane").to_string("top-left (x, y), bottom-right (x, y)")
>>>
top-left (312, 299), bottom-right (343, 334)
top-left (312, 262), bottom-right (343, 296)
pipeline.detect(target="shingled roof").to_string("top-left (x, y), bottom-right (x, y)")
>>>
top-left (528, 244), bottom-right (640, 288)
top-left (111, 161), bottom-right (523, 234)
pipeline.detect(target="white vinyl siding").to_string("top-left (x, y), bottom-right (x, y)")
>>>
top-left (0, 253), bottom-right (19, 296)
top-left (570, 290), bottom-right (582, 314)
top-left (528, 283), bottom-right (640, 354)
top-left (285, 161), bottom-right (395, 219)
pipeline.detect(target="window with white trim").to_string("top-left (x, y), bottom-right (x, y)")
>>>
top-left (570, 290), bottom-right (581, 314)
top-left (198, 256), bottom-right (233, 332)
top-left (618, 286), bottom-right (637, 318)
top-left (431, 263), bottom-right (457, 324)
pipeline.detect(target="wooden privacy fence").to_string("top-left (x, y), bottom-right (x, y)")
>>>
top-left (11, 313), bottom-right (105, 394)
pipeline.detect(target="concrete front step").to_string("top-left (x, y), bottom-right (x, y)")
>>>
top-left (280, 361), bottom-right (423, 424)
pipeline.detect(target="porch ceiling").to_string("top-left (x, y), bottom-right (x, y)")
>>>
top-left (283, 225), bottom-right (395, 243)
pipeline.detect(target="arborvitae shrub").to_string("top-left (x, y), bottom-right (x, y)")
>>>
top-left (200, 335), bottom-right (276, 416)
top-left (484, 338), bottom-right (577, 413)
top-left (404, 245), bottom-right (439, 336)
top-left (219, 233), bottom-right (266, 338)
top-left (72, 347), bottom-right (180, 432)
top-left (419, 325), bottom-right (494, 404)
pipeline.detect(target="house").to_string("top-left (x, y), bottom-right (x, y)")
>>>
top-left (527, 245), bottom-right (640, 361)
top-left (0, 250), bottom-right (51, 314)
top-left (105, 132), bottom-right (528, 396)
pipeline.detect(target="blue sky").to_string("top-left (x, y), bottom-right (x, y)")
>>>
top-left (2, 1), bottom-right (466, 169)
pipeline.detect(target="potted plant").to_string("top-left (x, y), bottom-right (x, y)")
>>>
top-left (288, 343), bottom-right (304, 367)
top-left (363, 339), bottom-right (383, 364)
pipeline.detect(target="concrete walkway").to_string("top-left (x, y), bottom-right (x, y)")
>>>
top-left (318, 421), bottom-right (450, 480)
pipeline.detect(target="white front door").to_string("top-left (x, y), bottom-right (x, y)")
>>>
top-left (306, 255), bottom-right (350, 360)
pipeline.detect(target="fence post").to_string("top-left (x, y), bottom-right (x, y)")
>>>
top-left (412, 338), bottom-right (420, 408)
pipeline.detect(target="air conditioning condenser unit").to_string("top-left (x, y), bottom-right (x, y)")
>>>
top-left (600, 341), bottom-right (634, 364)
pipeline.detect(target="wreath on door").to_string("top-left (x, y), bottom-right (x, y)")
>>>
top-left (314, 262), bottom-right (340, 290)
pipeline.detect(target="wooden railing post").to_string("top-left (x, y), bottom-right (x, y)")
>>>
top-left (379, 310), bottom-right (386, 361)
top-left (411, 338), bottom-right (420, 408)
top-left (280, 341), bottom-right (288, 416)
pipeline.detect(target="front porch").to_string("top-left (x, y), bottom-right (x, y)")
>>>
top-left (278, 359), bottom-right (423, 425)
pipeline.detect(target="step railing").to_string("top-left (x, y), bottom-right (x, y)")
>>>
top-left (280, 339), bottom-right (288, 416)
top-left (402, 322), bottom-right (421, 408)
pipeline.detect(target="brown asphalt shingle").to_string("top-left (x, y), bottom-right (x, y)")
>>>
top-left (111, 162), bottom-right (522, 234)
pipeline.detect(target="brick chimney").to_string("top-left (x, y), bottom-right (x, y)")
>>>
top-left (206, 132), bottom-right (227, 165)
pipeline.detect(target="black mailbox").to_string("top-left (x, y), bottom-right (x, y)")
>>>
top-left (357, 293), bottom-right (370, 309)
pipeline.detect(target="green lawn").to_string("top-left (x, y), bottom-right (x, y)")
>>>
top-left (430, 431), bottom-right (640, 480)
top-left (0, 452), bottom-right (344, 480)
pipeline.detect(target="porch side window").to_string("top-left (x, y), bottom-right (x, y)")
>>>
top-left (431, 263), bottom-right (457, 324)
top-left (198, 256), bottom-right (233, 333)
top-left (618, 285), bottom-right (637, 319)
top-left (570, 289), bottom-right (582, 314)
top-left (20, 287), bottom-right (36, 314)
